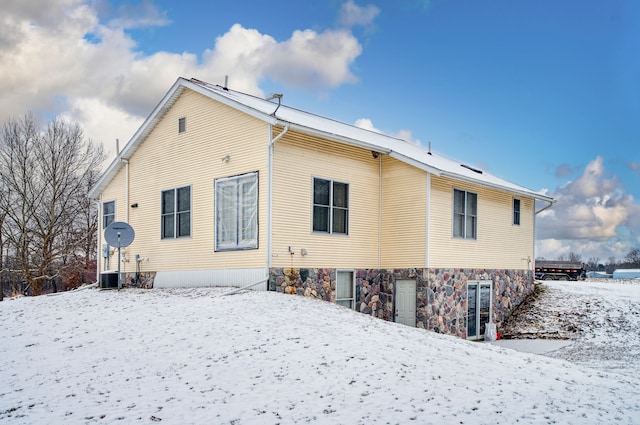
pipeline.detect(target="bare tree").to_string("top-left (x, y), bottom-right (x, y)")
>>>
top-left (0, 179), bottom-right (6, 301)
top-left (567, 252), bottom-right (582, 263)
top-left (0, 113), bottom-right (104, 296)
top-left (625, 247), bottom-right (640, 268)
top-left (585, 257), bottom-right (600, 272)
top-left (606, 256), bottom-right (618, 274)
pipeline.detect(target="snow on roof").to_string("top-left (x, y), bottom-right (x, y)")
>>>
top-left (89, 77), bottom-right (554, 203)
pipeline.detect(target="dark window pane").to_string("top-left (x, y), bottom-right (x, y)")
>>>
top-left (453, 189), bottom-right (465, 214)
top-left (313, 206), bottom-right (329, 232)
top-left (479, 286), bottom-right (491, 336)
top-left (177, 212), bottom-right (190, 237)
top-left (177, 187), bottom-right (190, 212)
top-left (467, 192), bottom-right (477, 216)
top-left (333, 182), bottom-right (348, 208)
top-left (466, 215), bottom-right (477, 239)
top-left (333, 208), bottom-right (348, 234)
top-left (467, 284), bottom-right (477, 337)
top-left (162, 215), bottom-right (174, 239)
top-left (103, 201), bottom-right (115, 228)
top-left (453, 213), bottom-right (464, 238)
top-left (162, 190), bottom-right (174, 214)
top-left (313, 179), bottom-right (330, 205)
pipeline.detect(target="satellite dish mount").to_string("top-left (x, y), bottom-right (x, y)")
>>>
top-left (104, 222), bottom-right (136, 290)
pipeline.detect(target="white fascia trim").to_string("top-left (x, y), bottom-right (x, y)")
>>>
top-left (389, 152), bottom-right (442, 176)
top-left (184, 80), bottom-right (278, 126)
top-left (277, 121), bottom-right (392, 156)
top-left (88, 79), bottom-right (188, 199)
top-left (440, 171), bottom-right (555, 203)
top-left (425, 172), bottom-right (431, 268)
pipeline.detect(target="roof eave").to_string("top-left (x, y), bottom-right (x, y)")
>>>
top-left (88, 78), bottom-right (192, 199)
top-left (88, 78), bottom-right (280, 199)
top-left (276, 120), bottom-right (392, 156)
top-left (440, 170), bottom-right (555, 203)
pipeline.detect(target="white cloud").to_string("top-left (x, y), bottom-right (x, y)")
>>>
top-left (354, 118), bottom-right (379, 132)
top-left (0, 1), bottom-right (372, 160)
top-left (58, 97), bottom-right (143, 160)
top-left (354, 118), bottom-right (422, 145)
top-left (106, 0), bottom-right (170, 29)
top-left (536, 156), bottom-right (640, 261)
top-left (338, 0), bottom-right (380, 28)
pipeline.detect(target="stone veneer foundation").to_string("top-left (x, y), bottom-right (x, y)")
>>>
top-left (269, 267), bottom-right (534, 339)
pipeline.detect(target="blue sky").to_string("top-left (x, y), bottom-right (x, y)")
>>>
top-left (1, 0), bottom-right (638, 263)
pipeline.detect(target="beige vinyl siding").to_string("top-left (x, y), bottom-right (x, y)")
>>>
top-left (380, 156), bottom-right (427, 268)
top-left (271, 130), bottom-right (380, 268)
top-left (100, 166), bottom-right (127, 272)
top-left (99, 88), bottom-right (269, 273)
top-left (429, 175), bottom-right (534, 270)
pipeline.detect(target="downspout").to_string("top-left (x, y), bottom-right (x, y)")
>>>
top-left (378, 154), bottom-right (382, 269)
top-left (96, 197), bottom-right (102, 283)
top-left (122, 159), bottom-right (130, 223)
top-left (426, 172), bottom-right (431, 269)
top-left (267, 124), bottom-right (290, 277)
top-left (533, 198), bottom-right (555, 277)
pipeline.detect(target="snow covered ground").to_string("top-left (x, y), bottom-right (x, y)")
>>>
top-left (1, 281), bottom-right (639, 424)
top-left (501, 279), bottom-right (640, 377)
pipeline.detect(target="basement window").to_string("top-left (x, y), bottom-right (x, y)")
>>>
top-left (336, 270), bottom-right (355, 309)
top-left (178, 117), bottom-right (186, 133)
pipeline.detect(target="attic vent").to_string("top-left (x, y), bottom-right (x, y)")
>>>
top-left (461, 164), bottom-right (483, 174)
top-left (178, 117), bottom-right (186, 133)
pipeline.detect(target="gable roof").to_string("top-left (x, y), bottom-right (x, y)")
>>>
top-left (89, 77), bottom-right (554, 204)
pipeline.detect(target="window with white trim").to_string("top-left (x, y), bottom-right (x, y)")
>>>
top-left (313, 178), bottom-right (348, 234)
top-left (513, 198), bottom-right (521, 226)
top-left (453, 188), bottom-right (477, 239)
top-left (336, 270), bottom-right (355, 309)
top-left (215, 172), bottom-right (258, 251)
top-left (103, 201), bottom-right (115, 228)
top-left (161, 186), bottom-right (191, 239)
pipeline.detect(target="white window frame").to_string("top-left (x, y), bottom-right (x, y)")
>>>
top-left (161, 185), bottom-right (192, 239)
top-left (102, 200), bottom-right (115, 229)
top-left (336, 270), bottom-right (355, 309)
top-left (467, 280), bottom-right (492, 340)
top-left (312, 177), bottom-right (349, 235)
top-left (513, 198), bottom-right (521, 226)
top-left (214, 172), bottom-right (259, 251)
top-left (453, 188), bottom-right (477, 239)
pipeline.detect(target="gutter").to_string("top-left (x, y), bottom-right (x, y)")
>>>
top-left (440, 170), bottom-right (555, 204)
top-left (274, 120), bottom-right (391, 157)
top-left (122, 159), bottom-right (129, 222)
top-left (535, 198), bottom-right (555, 215)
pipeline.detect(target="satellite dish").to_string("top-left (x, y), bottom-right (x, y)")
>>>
top-left (104, 221), bottom-right (135, 247)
